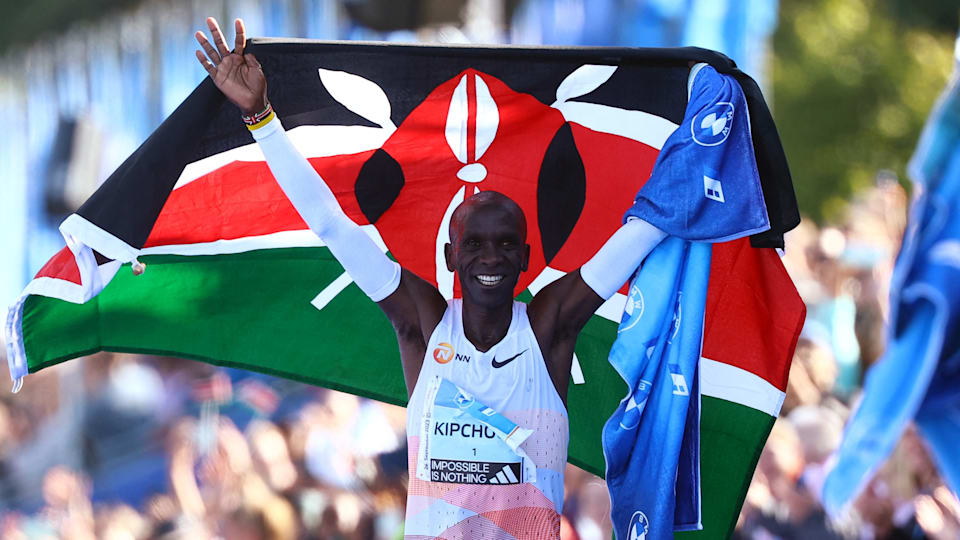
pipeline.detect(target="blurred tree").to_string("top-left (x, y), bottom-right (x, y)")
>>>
top-left (887, 0), bottom-right (959, 35)
top-left (773, 0), bottom-right (957, 222)
top-left (1, 0), bottom-right (143, 53)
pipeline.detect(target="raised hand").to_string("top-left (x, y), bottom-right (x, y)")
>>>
top-left (195, 17), bottom-right (267, 115)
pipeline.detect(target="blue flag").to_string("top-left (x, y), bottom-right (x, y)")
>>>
top-left (628, 63), bottom-right (769, 243)
top-left (823, 36), bottom-right (960, 514)
top-left (603, 238), bottom-right (710, 540)
top-left (603, 64), bottom-right (770, 539)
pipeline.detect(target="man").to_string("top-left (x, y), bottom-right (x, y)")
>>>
top-left (196, 17), bottom-right (665, 538)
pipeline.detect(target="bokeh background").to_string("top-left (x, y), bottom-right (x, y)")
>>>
top-left (1, 1), bottom-right (959, 538)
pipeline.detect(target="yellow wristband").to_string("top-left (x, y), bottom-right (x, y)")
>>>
top-left (245, 108), bottom-right (275, 130)
top-left (242, 102), bottom-right (274, 130)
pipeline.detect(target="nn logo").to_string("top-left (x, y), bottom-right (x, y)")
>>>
top-left (433, 342), bottom-right (454, 364)
top-left (703, 175), bottom-right (724, 203)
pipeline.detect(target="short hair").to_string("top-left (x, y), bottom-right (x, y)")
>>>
top-left (449, 191), bottom-right (527, 244)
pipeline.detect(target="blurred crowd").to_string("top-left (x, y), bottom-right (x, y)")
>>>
top-left (1, 175), bottom-right (959, 540)
top-left (0, 353), bottom-right (617, 539)
top-left (736, 175), bottom-right (960, 540)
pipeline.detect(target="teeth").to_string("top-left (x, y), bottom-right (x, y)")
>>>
top-left (476, 274), bottom-right (504, 286)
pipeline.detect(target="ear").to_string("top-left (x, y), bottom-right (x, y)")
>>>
top-left (521, 243), bottom-right (530, 272)
top-left (444, 243), bottom-right (455, 272)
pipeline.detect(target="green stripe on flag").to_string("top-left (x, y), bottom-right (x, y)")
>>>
top-left (677, 396), bottom-right (774, 539)
top-left (21, 247), bottom-right (626, 474)
top-left (25, 248), bottom-right (406, 401)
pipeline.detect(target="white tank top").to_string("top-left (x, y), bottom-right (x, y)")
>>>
top-left (404, 299), bottom-right (568, 539)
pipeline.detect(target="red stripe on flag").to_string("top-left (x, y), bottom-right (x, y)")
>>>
top-left (702, 239), bottom-right (805, 392)
top-left (34, 246), bottom-right (82, 285)
top-left (144, 152), bottom-right (374, 248)
top-left (467, 71), bottom-right (476, 164)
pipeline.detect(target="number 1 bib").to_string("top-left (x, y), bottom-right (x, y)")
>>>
top-left (416, 376), bottom-right (537, 485)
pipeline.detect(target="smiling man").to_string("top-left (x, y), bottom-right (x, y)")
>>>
top-left (196, 17), bottom-right (666, 538)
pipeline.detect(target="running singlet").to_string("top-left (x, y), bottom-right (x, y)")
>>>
top-left (404, 299), bottom-right (569, 539)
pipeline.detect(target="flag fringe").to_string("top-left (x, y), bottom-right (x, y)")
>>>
top-left (4, 296), bottom-right (27, 392)
top-left (4, 214), bottom-right (136, 391)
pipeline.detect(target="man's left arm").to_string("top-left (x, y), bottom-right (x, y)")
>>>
top-left (529, 219), bottom-right (665, 376)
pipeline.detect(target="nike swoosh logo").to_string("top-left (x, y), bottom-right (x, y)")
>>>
top-left (491, 350), bottom-right (527, 369)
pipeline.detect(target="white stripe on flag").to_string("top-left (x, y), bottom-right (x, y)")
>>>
top-left (570, 353), bottom-right (585, 385)
top-left (526, 266), bottom-right (626, 324)
top-left (140, 229), bottom-right (325, 256)
top-left (140, 225), bottom-right (390, 257)
top-left (700, 357), bottom-right (786, 417)
top-left (174, 124), bottom-right (394, 190)
top-left (551, 101), bottom-right (677, 150)
top-left (311, 272), bottom-right (355, 312)
top-left (526, 266), bottom-right (565, 294)
top-left (594, 293), bottom-right (627, 324)
top-left (140, 225), bottom-right (628, 333)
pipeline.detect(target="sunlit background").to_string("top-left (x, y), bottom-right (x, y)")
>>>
top-left (1, 1), bottom-right (959, 538)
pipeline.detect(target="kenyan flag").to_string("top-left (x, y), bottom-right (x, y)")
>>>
top-left (4, 41), bottom-right (802, 538)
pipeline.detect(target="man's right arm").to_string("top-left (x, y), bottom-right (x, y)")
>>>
top-left (250, 116), bottom-right (402, 302)
top-left (251, 114), bottom-right (446, 386)
top-left (196, 17), bottom-right (445, 393)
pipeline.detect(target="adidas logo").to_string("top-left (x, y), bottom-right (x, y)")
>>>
top-left (487, 464), bottom-right (521, 484)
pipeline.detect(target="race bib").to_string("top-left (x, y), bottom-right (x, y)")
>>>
top-left (417, 376), bottom-right (536, 485)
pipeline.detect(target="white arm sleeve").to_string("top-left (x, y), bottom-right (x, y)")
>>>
top-left (250, 115), bottom-right (401, 302)
top-left (579, 218), bottom-right (667, 300)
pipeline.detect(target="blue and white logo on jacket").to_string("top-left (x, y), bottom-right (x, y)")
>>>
top-left (668, 293), bottom-right (682, 344)
top-left (619, 379), bottom-right (652, 430)
top-left (691, 102), bottom-right (734, 146)
top-left (619, 284), bottom-right (646, 334)
top-left (628, 511), bottom-right (650, 540)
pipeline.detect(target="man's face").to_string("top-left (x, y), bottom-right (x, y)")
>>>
top-left (445, 204), bottom-right (530, 308)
